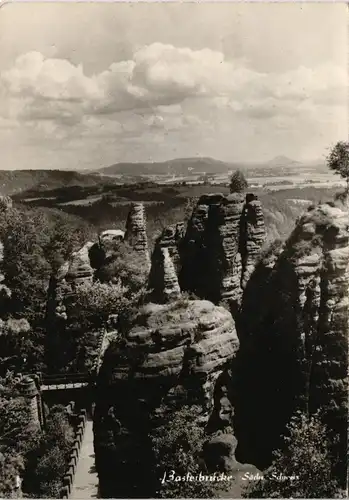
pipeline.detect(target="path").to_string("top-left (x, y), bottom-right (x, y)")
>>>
top-left (71, 419), bottom-right (99, 499)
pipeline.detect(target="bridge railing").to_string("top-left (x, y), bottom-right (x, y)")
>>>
top-left (40, 372), bottom-right (91, 386)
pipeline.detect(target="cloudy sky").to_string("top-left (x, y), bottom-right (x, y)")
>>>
top-left (0, 2), bottom-right (347, 170)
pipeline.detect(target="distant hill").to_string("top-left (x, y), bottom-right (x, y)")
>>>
top-left (0, 170), bottom-right (111, 196)
top-left (267, 156), bottom-right (302, 168)
top-left (98, 157), bottom-right (236, 176)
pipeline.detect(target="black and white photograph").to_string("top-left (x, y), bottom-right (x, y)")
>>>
top-left (0, 1), bottom-right (348, 498)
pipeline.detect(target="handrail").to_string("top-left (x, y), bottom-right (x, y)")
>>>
top-left (41, 372), bottom-right (91, 386)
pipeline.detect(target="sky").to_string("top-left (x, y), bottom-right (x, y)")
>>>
top-left (0, 2), bottom-right (348, 170)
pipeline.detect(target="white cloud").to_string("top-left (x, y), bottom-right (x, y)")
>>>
top-left (0, 42), bottom-right (347, 168)
top-left (1, 43), bottom-right (346, 124)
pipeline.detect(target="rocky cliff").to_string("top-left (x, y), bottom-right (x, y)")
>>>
top-left (235, 201), bottom-right (348, 485)
top-left (179, 192), bottom-right (265, 315)
top-left (148, 247), bottom-right (181, 303)
top-left (46, 242), bottom-right (94, 324)
top-left (124, 202), bottom-right (151, 270)
top-left (93, 297), bottom-right (258, 497)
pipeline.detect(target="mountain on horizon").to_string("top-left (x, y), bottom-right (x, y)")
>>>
top-left (267, 155), bottom-right (302, 167)
top-left (95, 155), bottom-right (326, 177)
top-left (97, 157), bottom-right (237, 177)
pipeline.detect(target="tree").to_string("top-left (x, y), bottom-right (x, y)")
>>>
top-left (22, 405), bottom-right (74, 498)
top-left (326, 141), bottom-right (349, 191)
top-left (150, 404), bottom-right (230, 498)
top-left (242, 411), bottom-right (341, 498)
top-left (229, 170), bottom-right (248, 193)
top-left (0, 373), bottom-right (39, 497)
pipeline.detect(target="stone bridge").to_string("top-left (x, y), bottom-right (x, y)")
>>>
top-left (40, 372), bottom-right (91, 392)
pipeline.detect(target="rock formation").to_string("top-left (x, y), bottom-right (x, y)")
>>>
top-left (94, 298), bottom-right (258, 497)
top-left (235, 201), bottom-right (348, 486)
top-left (240, 193), bottom-right (266, 288)
top-left (18, 376), bottom-right (41, 429)
top-left (148, 247), bottom-right (181, 303)
top-left (153, 222), bottom-right (185, 273)
top-left (124, 203), bottom-right (150, 270)
top-left (205, 193), bottom-right (246, 306)
top-left (46, 242), bottom-right (94, 324)
top-left (65, 242), bottom-right (94, 287)
top-left (180, 194), bottom-right (224, 298)
top-left (148, 223), bottom-right (185, 303)
top-left (180, 193), bottom-right (265, 314)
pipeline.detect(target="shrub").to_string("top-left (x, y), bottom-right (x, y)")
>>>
top-left (22, 405), bottom-right (74, 498)
top-left (242, 411), bottom-right (341, 498)
top-left (150, 404), bottom-right (230, 498)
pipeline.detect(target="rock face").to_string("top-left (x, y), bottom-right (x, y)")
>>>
top-left (148, 247), bottom-right (181, 303)
top-left (65, 242), bottom-right (94, 286)
top-left (205, 194), bottom-right (246, 306)
top-left (240, 194), bottom-right (266, 288)
top-left (235, 202), bottom-right (349, 485)
top-left (46, 262), bottom-right (70, 323)
top-left (180, 193), bottom-right (265, 314)
top-left (152, 223), bottom-right (185, 274)
top-left (18, 376), bottom-right (41, 429)
top-left (94, 299), bottom-right (244, 497)
top-left (46, 242), bottom-right (94, 325)
top-left (102, 299), bottom-right (238, 408)
top-left (180, 194), bottom-right (224, 298)
top-left (124, 203), bottom-right (150, 270)
top-left (203, 433), bottom-right (260, 495)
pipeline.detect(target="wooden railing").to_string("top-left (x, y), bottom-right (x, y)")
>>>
top-left (41, 372), bottom-right (90, 386)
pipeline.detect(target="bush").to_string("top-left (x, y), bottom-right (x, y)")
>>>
top-left (97, 241), bottom-right (148, 299)
top-left (242, 411), bottom-right (341, 498)
top-left (0, 374), bottom-right (38, 497)
top-left (150, 404), bottom-right (229, 498)
top-left (22, 405), bottom-right (74, 498)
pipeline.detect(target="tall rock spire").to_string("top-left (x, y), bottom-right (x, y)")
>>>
top-left (240, 194), bottom-right (266, 288)
top-left (124, 203), bottom-right (150, 270)
top-left (149, 247), bottom-right (181, 303)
